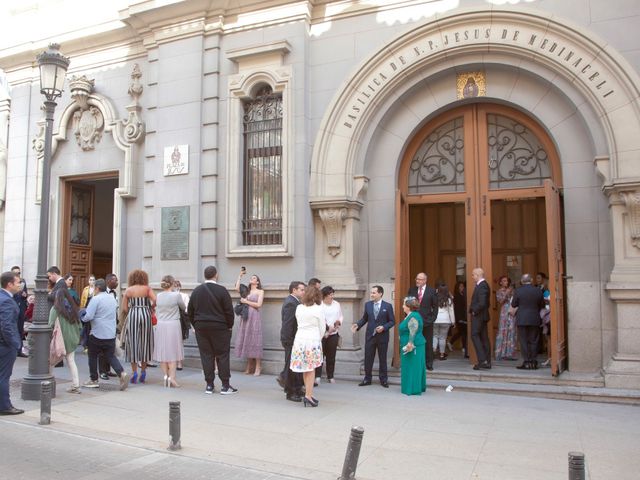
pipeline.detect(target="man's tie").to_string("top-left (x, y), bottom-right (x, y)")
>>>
top-left (374, 302), bottom-right (380, 319)
top-left (418, 287), bottom-right (423, 303)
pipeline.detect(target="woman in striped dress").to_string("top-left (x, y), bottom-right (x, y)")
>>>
top-left (121, 269), bottom-right (156, 384)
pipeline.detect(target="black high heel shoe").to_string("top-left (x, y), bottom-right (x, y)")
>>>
top-left (303, 397), bottom-right (318, 407)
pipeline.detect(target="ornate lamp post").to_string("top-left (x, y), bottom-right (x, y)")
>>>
top-left (22, 43), bottom-right (70, 400)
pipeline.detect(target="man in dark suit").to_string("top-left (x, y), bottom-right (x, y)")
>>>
top-left (407, 272), bottom-right (437, 371)
top-left (351, 285), bottom-right (396, 387)
top-left (278, 281), bottom-right (305, 402)
top-left (511, 273), bottom-right (546, 370)
top-left (0, 271), bottom-right (25, 415)
top-left (10, 266), bottom-right (28, 357)
top-left (470, 267), bottom-right (491, 370)
top-left (188, 266), bottom-right (237, 395)
top-left (46, 265), bottom-right (67, 307)
top-left (47, 266), bottom-right (67, 367)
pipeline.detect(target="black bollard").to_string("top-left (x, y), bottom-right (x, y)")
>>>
top-left (39, 381), bottom-right (52, 425)
top-left (339, 426), bottom-right (365, 480)
top-left (568, 451), bottom-right (585, 480)
top-left (168, 401), bottom-right (181, 451)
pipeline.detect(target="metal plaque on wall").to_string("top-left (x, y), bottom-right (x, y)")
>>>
top-left (161, 206), bottom-right (189, 260)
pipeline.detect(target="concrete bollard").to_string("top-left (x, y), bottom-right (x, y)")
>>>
top-left (168, 401), bottom-right (181, 451)
top-left (39, 381), bottom-right (52, 425)
top-left (339, 426), bottom-right (364, 480)
top-left (568, 451), bottom-right (585, 480)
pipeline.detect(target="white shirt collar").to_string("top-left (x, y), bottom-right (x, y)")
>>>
top-left (204, 280), bottom-right (217, 284)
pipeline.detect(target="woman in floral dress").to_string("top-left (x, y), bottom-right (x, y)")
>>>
top-left (290, 286), bottom-right (325, 407)
top-left (494, 275), bottom-right (517, 360)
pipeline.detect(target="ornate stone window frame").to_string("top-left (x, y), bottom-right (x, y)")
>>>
top-left (225, 41), bottom-right (293, 257)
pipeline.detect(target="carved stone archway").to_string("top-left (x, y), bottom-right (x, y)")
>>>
top-left (32, 64), bottom-right (145, 284)
top-left (309, 8), bottom-right (640, 387)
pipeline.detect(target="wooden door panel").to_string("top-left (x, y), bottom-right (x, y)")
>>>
top-left (400, 104), bottom-right (563, 373)
top-left (545, 180), bottom-right (567, 376)
top-left (63, 184), bottom-right (94, 295)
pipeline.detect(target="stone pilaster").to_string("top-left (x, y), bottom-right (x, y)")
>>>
top-left (600, 161), bottom-right (640, 387)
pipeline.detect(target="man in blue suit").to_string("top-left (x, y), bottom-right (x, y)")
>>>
top-left (351, 285), bottom-right (396, 388)
top-left (0, 270), bottom-right (25, 415)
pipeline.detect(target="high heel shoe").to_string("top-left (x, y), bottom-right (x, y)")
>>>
top-left (163, 375), bottom-right (169, 387)
top-left (168, 377), bottom-right (181, 388)
top-left (140, 371), bottom-right (146, 383)
top-left (302, 397), bottom-right (318, 407)
top-left (130, 371), bottom-right (138, 384)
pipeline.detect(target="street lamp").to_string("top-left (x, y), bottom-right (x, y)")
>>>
top-left (22, 43), bottom-right (70, 401)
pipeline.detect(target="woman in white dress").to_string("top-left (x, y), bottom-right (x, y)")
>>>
top-left (290, 286), bottom-right (325, 407)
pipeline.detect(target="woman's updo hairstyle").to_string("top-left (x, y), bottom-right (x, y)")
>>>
top-left (160, 275), bottom-right (175, 290)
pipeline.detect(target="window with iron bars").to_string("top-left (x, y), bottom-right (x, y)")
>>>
top-left (242, 86), bottom-right (283, 246)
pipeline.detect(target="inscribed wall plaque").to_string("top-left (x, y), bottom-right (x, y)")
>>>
top-left (161, 206), bottom-right (189, 260)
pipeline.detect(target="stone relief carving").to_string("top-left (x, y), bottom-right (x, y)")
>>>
top-left (70, 76), bottom-right (104, 150)
top-left (73, 106), bottom-right (104, 150)
top-left (31, 64), bottom-right (145, 203)
top-left (620, 190), bottom-right (640, 249)
top-left (319, 207), bottom-right (347, 257)
top-left (121, 63), bottom-right (145, 143)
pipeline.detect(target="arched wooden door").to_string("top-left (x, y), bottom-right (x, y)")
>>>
top-left (395, 104), bottom-right (567, 376)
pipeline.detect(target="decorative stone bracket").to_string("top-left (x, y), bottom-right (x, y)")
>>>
top-left (32, 64), bottom-right (145, 201)
top-left (318, 207), bottom-right (347, 257)
top-left (311, 177), bottom-right (368, 258)
top-left (620, 190), bottom-right (640, 249)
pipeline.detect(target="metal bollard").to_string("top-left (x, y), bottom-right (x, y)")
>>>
top-left (339, 426), bottom-right (365, 480)
top-left (568, 451), bottom-right (585, 480)
top-left (168, 401), bottom-right (181, 451)
top-left (39, 381), bottom-right (52, 425)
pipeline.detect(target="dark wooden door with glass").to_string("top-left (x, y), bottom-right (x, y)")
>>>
top-left (396, 104), bottom-right (567, 375)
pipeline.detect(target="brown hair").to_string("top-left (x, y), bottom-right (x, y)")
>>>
top-left (404, 296), bottom-right (420, 311)
top-left (302, 285), bottom-right (322, 306)
top-left (127, 269), bottom-right (149, 286)
top-left (160, 275), bottom-right (175, 290)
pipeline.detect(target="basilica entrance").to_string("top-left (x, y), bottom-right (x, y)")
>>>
top-left (60, 173), bottom-right (118, 294)
top-left (395, 104), bottom-right (567, 376)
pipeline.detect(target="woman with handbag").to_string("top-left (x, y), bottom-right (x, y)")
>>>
top-left (153, 275), bottom-right (186, 387)
top-left (234, 269), bottom-right (264, 376)
top-left (434, 281), bottom-right (455, 360)
top-left (48, 289), bottom-right (82, 393)
top-left (121, 269), bottom-right (156, 384)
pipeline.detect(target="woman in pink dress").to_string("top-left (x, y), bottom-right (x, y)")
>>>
top-left (234, 269), bottom-right (264, 376)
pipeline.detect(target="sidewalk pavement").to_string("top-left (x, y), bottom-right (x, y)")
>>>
top-left (5, 352), bottom-right (640, 480)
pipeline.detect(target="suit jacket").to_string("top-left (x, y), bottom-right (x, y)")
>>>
top-left (0, 290), bottom-right (21, 351)
top-left (407, 285), bottom-right (438, 324)
top-left (187, 282), bottom-right (234, 330)
top-left (511, 284), bottom-right (545, 327)
top-left (48, 278), bottom-right (68, 307)
top-left (470, 280), bottom-right (490, 323)
top-left (356, 300), bottom-right (395, 340)
top-left (280, 294), bottom-right (300, 346)
top-left (13, 280), bottom-right (28, 317)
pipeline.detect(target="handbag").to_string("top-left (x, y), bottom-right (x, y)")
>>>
top-left (179, 309), bottom-right (190, 340)
top-left (151, 312), bottom-right (158, 326)
top-left (49, 318), bottom-right (66, 366)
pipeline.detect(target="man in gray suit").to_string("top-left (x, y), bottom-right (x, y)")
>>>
top-left (511, 273), bottom-right (546, 370)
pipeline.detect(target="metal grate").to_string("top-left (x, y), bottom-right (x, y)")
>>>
top-left (242, 86), bottom-right (283, 246)
top-left (487, 113), bottom-right (551, 189)
top-left (408, 116), bottom-right (465, 194)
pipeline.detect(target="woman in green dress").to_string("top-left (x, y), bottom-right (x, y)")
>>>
top-left (399, 296), bottom-right (427, 395)
top-left (48, 288), bottom-right (82, 393)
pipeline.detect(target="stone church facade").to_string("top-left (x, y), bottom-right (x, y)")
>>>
top-left (1, 1), bottom-right (639, 388)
